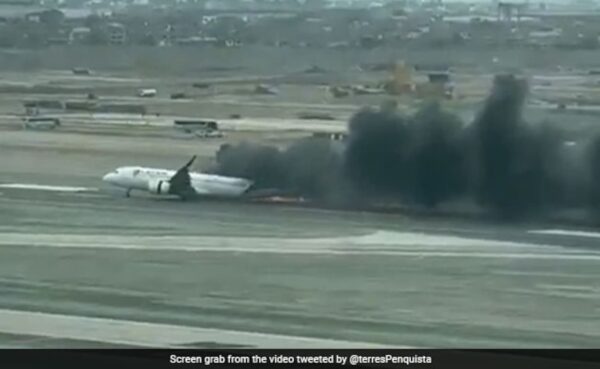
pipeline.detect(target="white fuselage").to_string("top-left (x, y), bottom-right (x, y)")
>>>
top-left (102, 166), bottom-right (253, 197)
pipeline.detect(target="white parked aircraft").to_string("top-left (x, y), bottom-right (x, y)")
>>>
top-left (102, 156), bottom-right (253, 200)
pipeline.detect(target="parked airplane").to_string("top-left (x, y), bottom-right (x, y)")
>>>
top-left (102, 156), bottom-right (253, 200)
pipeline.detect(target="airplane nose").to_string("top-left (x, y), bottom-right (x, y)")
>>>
top-left (102, 173), bottom-right (115, 183)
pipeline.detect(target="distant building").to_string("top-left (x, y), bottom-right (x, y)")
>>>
top-left (427, 72), bottom-right (450, 84)
top-left (24, 12), bottom-right (40, 22)
top-left (69, 26), bottom-right (91, 44)
top-left (174, 36), bottom-right (218, 46)
top-left (107, 22), bottom-right (125, 44)
top-left (497, 2), bottom-right (528, 23)
top-left (163, 23), bottom-right (196, 45)
top-left (24, 8), bottom-right (64, 24)
top-left (312, 131), bottom-right (347, 141)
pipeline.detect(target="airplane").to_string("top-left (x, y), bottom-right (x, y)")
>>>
top-left (102, 156), bottom-right (254, 200)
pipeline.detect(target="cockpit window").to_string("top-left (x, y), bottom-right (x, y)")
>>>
top-left (133, 169), bottom-right (140, 176)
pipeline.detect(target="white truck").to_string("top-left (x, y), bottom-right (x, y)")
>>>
top-left (137, 88), bottom-right (157, 98)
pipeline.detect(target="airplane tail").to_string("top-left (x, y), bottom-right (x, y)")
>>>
top-left (182, 155), bottom-right (197, 170)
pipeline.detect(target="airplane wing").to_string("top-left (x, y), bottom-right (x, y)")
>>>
top-left (168, 155), bottom-right (198, 199)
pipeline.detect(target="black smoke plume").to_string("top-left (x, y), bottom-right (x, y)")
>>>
top-left (470, 75), bottom-right (564, 218)
top-left (210, 74), bottom-right (600, 223)
top-left (343, 106), bottom-right (410, 199)
top-left (587, 136), bottom-right (600, 216)
top-left (213, 138), bottom-right (343, 201)
top-left (342, 102), bottom-right (467, 207)
top-left (215, 142), bottom-right (286, 190)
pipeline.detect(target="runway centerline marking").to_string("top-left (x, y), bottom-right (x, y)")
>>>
top-left (0, 231), bottom-right (598, 261)
top-left (0, 309), bottom-right (398, 348)
top-left (0, 183), bottom-right (98, 193)
top-left (529, 229), bottom-right (600, 239)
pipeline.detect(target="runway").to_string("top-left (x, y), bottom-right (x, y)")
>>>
top-left (0, 186), bottom-right (598, 348)
top-left (0, 126), bottom-right (599, 348)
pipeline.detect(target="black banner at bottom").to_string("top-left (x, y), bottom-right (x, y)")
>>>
top-left (3, 349), bottom-right (600, 369)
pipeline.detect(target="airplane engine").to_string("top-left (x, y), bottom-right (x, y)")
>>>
top-left (148, 179), bottom-right (171, 195)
